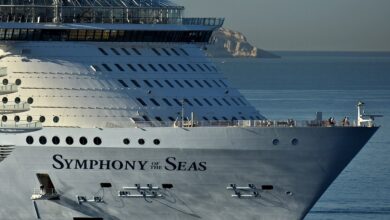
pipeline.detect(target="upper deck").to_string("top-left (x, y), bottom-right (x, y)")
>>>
top-left (0, 0), bottom-right (224, 27)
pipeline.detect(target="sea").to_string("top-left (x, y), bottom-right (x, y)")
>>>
top-left (216, 52), bottom-right (390, 220)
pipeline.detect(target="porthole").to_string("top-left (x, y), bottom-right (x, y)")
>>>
top-left (52, 136), bottom-right (60, 145)
top-left (93, 137), bottom-right (102, 145)
top-left (272, 139), bottom-right (279, 146)
top-left (66, 136), bottom-right (74, 145)
top-left (286, 191), bottom-right (293, 196)
top-left (291, 138), bottom-right (299, 146)
top-left (53, 116), bottom-right (59, 123)
top-left (39, 116), bottom-right (45, 123)
top-left (1, 115), bottom-right (7, 122)
top-left (123, 138), bottom-right (130, 145)
top-left (14, 115), bottom-right (20, 122)
top-left (153, 139), bottom-right (160, 145)
top-left (79, 137), bottom-right (88, 145)
top-left (14, 97), bottom-right (21, 104)
top-left (2, 79), bottom-right (8, 85)
top-left (15, 79), bottom-right (21, 85)
top-left (2, 97), bottom-right (7, 103)
top-left (27, 116), bottom-right (32, 122)
top-left (39, 136), bottom-right (47, 145)
top-left (138, 138), bottom-right (145, 145)
top-left (26, 136), bottom-right (34, 144)
top-left (27, 97), bottom-right (34, 104)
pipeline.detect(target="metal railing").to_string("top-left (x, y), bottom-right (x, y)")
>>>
top-left (130, 119), bottom-right (366, 129)
top-left (0, 121), bottom-right (42, 129)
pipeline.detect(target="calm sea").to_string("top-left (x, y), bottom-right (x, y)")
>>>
top-left (217, 53), bottom-right (390, 220)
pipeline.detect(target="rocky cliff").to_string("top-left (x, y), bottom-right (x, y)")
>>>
top-left (205, 28), bottom-right (279, 58)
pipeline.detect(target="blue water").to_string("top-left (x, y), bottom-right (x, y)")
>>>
top-left (217, 54), bottom-right (390, 220)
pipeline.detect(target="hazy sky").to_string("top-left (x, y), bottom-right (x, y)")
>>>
top-left (179, 0), bottom-right (390, 51)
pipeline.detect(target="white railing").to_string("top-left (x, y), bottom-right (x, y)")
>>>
top-left (0, 84), bottom-right (18, 94)
top-left (0, 121), bottom-right (42, 129)
top-left (0, 103), bottom-right (30, 113)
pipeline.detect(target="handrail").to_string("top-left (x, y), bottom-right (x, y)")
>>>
top-left (0, 121), bottom-right (42, 129)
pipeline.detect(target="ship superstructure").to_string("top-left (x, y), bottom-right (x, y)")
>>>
top-left (0, 1), bottom-right (378, 220)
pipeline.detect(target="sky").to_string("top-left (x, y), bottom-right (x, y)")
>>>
top-left (179, 0), bottom-right (390, 51)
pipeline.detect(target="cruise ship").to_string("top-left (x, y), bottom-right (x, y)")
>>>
top-left (0, 1), bottom-right (379, 219)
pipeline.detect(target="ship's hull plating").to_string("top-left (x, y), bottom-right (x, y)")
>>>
top-left (0, 126), bottom-right (378, 220)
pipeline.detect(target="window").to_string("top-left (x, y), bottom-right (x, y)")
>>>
top-left (180, 48), bottom-right (189, 56)
top-left (26, 136), bottom-right (34, 144)
top-left (193, 98), bottom-right (203, 106)
top-left (79, 137), bottom-right (88, 145)
top-left (174, 80), bottom-right (184, 88)
top-left (212, 80), bottom-right (221, 87)
top-left (98, 48), bottom-right (108, 55)
top-left (138, 138), bottom-right (145, 145)
top-left (203, 64), bottom-right (212, 71)
top-left (115, 64), bottom-right (124, 71)
top-left (121, 48), bottom-right (130, 55)
top-left (15, 97), bottom-right (21, 104)
top-left (148, 64), bottom-right (158, 72)
top-left (137, 98), bottom-right (147, 106)
top-left (14, 115), bottom-right (20, 122)
top-left (222, 117), bottom-right (228, 121)
top-left (53, 116), bottom-right (60, 123)
top-left (203, 80), bottom-right (212, 88)
top-left (2, 97), bottom-right (7, 103)
top-left (196, 64), bottom-right (205, 72)
top-left (131, 80), bottom-right (141, 88)
top-left (102, 64), bottom-right (112, 71)
top-left (111, 48), bottom-right (120, 55)
top-left (123, 138), bottom-right (130, 145)
top-left (155, 117), bottom-right (162, 122)
top-left (165, 80), bottom-right (174, 88)
top-left (272, 139), bottom-right (279, 146)
top-left (154, 80), bottom-right (163, 88)
top-left (150, 98), bottom-right (160, 106)
top-left (203, 117), bottom-right (209, 121)
top-left (187, 64), bottom-right (196, 72)
top-left (52, 136), bottom-right (60, 145)
top-left (168, 64), bottom-right (177, 72)
top-left (93, 137), bottom-right (102, 145)
top-left (168, 117), bottom-right (175, 121)
top-left (203, 98), bottom-right (213, 106)
top-left (118, 79), bottom-right (128, 87)
top-left (162, 98), bottom-right (172, 106)
top-left (138, 64), bottom-right (147, 72)
top-left (222, 98), bottom-right (231, 106)
top-left (214, 98), bottom-right (223, 106)
top-left (173, 98), bottom-right (182, 106)
top-left (184, 98), bottom-right (193, 106)
top-left (194, 80), bottom-right (203, 88)
top-left (162, 48), bottom-right (171, 56)
top-left (211, 66), bottom-right (218, 72)
top-left (219, 80), bottom-right (228, 87)
top-left (238, 98), bottom-right (247, 106)
top-left (144, 80), bottom-right (153, 88)
top-left (184, 80), bottom-right (193, 88)
top-left (132, 48), bottom-right (141, 55)
top-left (213, 117), bottom-right (218, 121)
top-left (158, 64), bottom-right (168, 72)
top-left (39, 116), bottom-right (46, 123)
top-left (27, 97), bottom-right (34, 104)
top-left (127, 64), bottom-right (137, 72)
top-left (153, 139), bottom-right (161, 145)
top-left (152, 48), bottom-right (161, 56)
top-left (178, 64), bottom-right (187, 72)
top-left (171, 48), bottom-right (180, 56)
top-left (27, 116), bottom-right (32, 122)
top-left (1, 115), bottom-right (6, 122)
top-left (66, 136), bottom-right (74, 145)
top-left (142, 116), bottom-right (150, 121)
top-left (231, 98), bottom-right (240, 106)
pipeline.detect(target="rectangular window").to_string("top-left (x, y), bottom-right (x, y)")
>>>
top-left (127, 64), bottom-right (137, 72)
top-left (137, 98), bottom-right (147, 106)
top-left (214, 98), bottom-right (223, 106)
top-left (203, 64), bottom-right (212, 71)
top-left (203, 80), bottom-right (212, 88)
top-left (178, 64), bottom-right (187, 72)
top-left (138, 64), bottom-right (147, 72)
top-left (121, 48), bottom-right (130, 55)
top-left (222, 98), bottom-right (231, 106)
top-left (213, 80), bottom-right (221, 87)
top-left (94, 30), bottom-right (102, 40)
top-left (203, 98), bottom-right (213, 106)
top-left (150, 98), bottom-right (160, 106)
top-left (168, 64), bottom-right (177, 72)
top-left (102, 64), bottom-right (112, 71)
top-left (171, 48), bottom-right (180, 56)
top-left (194, 80), bottom-right (203, 88)
top-left (231, 98), bottom-right (240, 106)
top-left (144, 80), bottom-right (153, 88)
top-left (184, 98), bottom-right (193, 106)
top-left (173, 98), bottom-right (182, 106)
top-left (238, 98), bottom-right (247, 106)
top-left (162, 98), bottom-right (172, 106)
top-left (115, 64), bottom-right (124, 71)
top-left (152, 48), bottom-right (161, 56)
top-left (187, 64), bottom-right (196, 72)
top-left (154, 80), bottom-right (164, 88)
top-left (98, 48), bottom-right (108, 55)
top-left (132, 48), bottom-right (141, 55)
top-left (148, 64), bottom-right (158, 72)
top-left (162, 48), bottom-right (171, 56)
top-left (118, 79), bottom-right (128, 87)
top-left (193, 98), bottom-right (203, 106)
top-left (165, 80), bottom-right (174, 88)
top-left (180, 48), bottom-right (189, 56)
top-left (184, 80), bottom-right (193, 88)
top-left (196, 64), bottom-right (205, 72)
top-left (219, 80), bottom-right (228, 87)
top-left (175, 80), bottom-right (184, 88)
top-left (111, 48), bottom-right (120, 55)
top-left (158, 64), bottom-right (168, 72)
top-left (77, 30), bottom-right (86, 41)
top-left (131, 80), bottom-right (141, 88)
